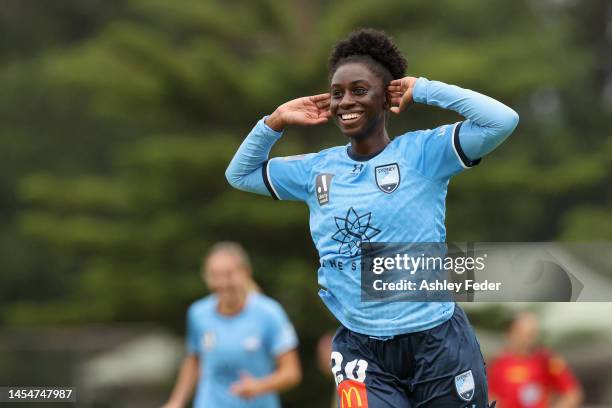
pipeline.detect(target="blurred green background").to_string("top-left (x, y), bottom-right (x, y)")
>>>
top-left (1, 0), bottom-right (611, 407)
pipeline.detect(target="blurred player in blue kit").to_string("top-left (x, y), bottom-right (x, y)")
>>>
top-left (162, 242), bottom-right (301, 408)
top-left (226, 29), bottom-right (519, 407)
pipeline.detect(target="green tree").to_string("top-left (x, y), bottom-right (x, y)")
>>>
top-left (2, 1), bottom-right (611, 406)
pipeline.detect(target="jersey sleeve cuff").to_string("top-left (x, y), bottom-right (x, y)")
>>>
top-left (452, 122), bottom-right (482, 168)
top-left (272, 337), bottom-right (299, 357)
top-left (259, 115), bottom-right (285, 139)
top-left (412, 77), bottom-right (431, 104)
top-left (262, 160), bottom-right (281, 200)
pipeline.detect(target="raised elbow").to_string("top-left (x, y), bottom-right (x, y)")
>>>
top-left (225, 165), bottom-right (240, 189)
top-left (501, 108), bottom-right (520, 135)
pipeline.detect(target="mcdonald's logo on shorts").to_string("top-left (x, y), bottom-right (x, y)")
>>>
top-left (338, 379), bottom-right (368, 408)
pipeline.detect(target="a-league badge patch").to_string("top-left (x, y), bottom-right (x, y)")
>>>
top-left (455, 370), bottom-right (475, 402)
top-left (337, 379), bottom-right (368, 408)
top-left (315, 173), bottom-right (334, 205)
top-left (374, 163), bottom-right (400, 193)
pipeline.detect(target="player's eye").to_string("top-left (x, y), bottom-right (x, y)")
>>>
top-left (332, 90), bottom-right (343, 99)
top-left (353, 87), bottom-right (367, 96)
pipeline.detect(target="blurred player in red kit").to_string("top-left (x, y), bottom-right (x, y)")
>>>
top-left (488, 311), bottom-right (583, 408)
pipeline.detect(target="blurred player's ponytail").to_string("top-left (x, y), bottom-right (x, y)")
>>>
top-left (205, 241), bottom-right (261, 294)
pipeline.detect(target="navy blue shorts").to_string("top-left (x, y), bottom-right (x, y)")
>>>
top-left (331, 305), bottom-right (489, 408)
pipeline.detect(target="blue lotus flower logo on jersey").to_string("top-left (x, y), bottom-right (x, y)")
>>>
top-left (332, 207), bottom-right (381, 256)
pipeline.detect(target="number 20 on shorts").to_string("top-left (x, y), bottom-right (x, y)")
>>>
top-left (331, 351), bottom-right (368, 386)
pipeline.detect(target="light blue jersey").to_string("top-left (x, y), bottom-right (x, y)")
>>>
top-left (226, 78), bottom-right (519, 336)
top-left (186, 293), bottom-right (298, 408)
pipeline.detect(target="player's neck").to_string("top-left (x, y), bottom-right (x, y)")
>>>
top-left (350, 126), bottom-right (390, 156)
top-left (508, 343), bottom-right (534, 356)
top-left (217, 290), bottom-right (248, 316)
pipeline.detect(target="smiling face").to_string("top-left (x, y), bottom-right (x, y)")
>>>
top-left (330, 62), bottom-right (388, 139)
top-left (204, 251), bottom-right (249, 297)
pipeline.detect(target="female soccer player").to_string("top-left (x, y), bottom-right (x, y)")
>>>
top-left (226, 29), bottom-right (518, 407)
top-left (162, 242), bottom-right (301, 408)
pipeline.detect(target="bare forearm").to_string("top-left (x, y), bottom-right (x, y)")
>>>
top-left (259, 351), bottom-right (302, 394)
top-left (257, 364), bottom-right (301, 394)
top-left (165, 356), bottom-right (199, 407)
top-left (553, 389), bottom-right (583, 408)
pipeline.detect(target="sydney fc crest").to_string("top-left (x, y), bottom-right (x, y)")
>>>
top-left (375, 163), bottom-right (400, 193)
top-left (455, 370), bottom-right (475, 402)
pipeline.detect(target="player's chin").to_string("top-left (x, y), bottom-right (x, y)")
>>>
top-left (334, 119), bottom-right (365, 138)
top-left (343, 124), bottom-right (373, 141)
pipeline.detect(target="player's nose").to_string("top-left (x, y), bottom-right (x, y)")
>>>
top-left (339, 92), bottom-right (356, 109)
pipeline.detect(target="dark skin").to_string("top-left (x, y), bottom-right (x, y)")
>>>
top-left (265, 61), bottom-right (418, 156)
top-left (330, 63), bottom-right (390, 155)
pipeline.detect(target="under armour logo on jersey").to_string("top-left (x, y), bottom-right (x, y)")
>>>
top-left (352, 164), bottom-right (364, 173)
top-left (316, 173), bottom-right (334, 206)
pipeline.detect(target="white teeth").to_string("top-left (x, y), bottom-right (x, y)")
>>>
top-left (341, 112), bottom-right (362, 120)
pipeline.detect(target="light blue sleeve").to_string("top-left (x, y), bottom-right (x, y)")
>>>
top-left (404, 124), bottom-right (469, 179)
top-left (264, 303), bottom-right (299, 357)
top-left (185, 306), bottom-right (200, 354)
top-left (411, 77), bottom-right (519, 178)
top-left (225, 116), bottom-right (313, 201)
top-left (225, 117), bottom-right (283, 196)
top-left (265, 153), bottom-right (315, 201)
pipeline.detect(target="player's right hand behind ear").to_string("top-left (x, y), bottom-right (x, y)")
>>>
top-left (265, 93), bottom-right (331, 131)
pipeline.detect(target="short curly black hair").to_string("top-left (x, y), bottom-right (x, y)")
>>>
top-left (328, 28), bottom-right (407, 85)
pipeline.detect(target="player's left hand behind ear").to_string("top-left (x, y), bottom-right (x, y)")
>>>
top-left (387, 76), bottom-right (418, 114)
